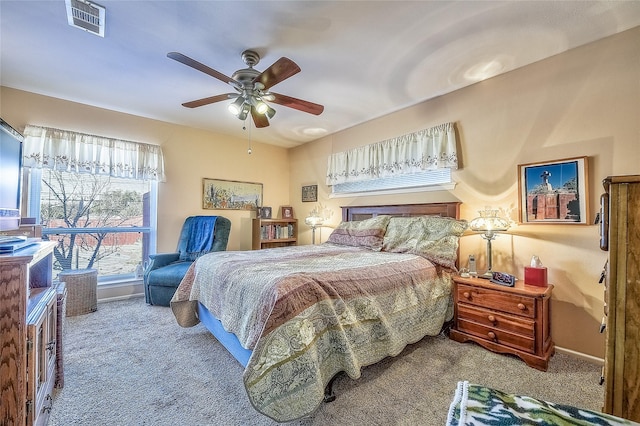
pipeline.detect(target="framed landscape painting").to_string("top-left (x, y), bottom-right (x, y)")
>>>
top-left (517, 156), bottom-right (589, 224)
top-left (202, 178), bottom-right (262, 210)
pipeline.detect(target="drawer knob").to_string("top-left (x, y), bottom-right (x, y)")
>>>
top-left (487, 331), bottom-right (496, 340)
top-left (517, 303), bottom-right (526, 311)
top-left (463, 291), bottom-right (471, 299)
top-left (487, 315), bottom-right (496, 323)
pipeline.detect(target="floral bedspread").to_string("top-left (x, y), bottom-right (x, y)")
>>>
top-left (171, 243), bottom-right (454, 422)
top-left (447, 381), bottom-right (639, 426)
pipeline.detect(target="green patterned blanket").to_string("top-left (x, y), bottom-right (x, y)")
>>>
top-left (172, 244), bottom-right (454, 422)
top-left (447, 381), bottom-right (639, 426)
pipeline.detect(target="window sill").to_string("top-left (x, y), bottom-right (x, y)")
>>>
top-left (330, 182), bottom-right (456, 198)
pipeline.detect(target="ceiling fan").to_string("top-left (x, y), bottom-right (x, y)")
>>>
top-left (167, 50), bottom-right (324, 128)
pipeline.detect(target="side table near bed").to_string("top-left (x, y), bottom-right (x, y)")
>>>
top-left (449, 276), bottom-right (554, 371)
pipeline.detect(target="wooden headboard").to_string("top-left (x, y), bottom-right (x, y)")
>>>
top-left (342, 202), bottom-right (461, 222)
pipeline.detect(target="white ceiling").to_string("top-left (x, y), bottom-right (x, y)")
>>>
top-left (2, 1), bottom-right (640, 148)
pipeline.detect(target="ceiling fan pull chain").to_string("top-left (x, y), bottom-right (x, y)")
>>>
top-left (245, 118), bottom-right (252, 155)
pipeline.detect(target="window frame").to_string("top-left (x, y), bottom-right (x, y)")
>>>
top-left (25, 167), bottom-right (158, 283)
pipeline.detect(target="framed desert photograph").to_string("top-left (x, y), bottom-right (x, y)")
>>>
top-left (518, 156), bottom-right (589, 224)
top-left (202, 178), bottom-right (262, 210)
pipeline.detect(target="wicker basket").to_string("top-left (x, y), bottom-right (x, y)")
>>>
top-left (59, 269), bottom-right (97, 316)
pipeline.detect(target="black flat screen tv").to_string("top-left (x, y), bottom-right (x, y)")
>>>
top-left (0, 118), bottom-right (24, 232)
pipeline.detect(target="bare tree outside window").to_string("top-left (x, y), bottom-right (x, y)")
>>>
top-left (40, 170), bottom-right (149, 275)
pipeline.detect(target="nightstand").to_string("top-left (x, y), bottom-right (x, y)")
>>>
top-left (449, 275), bottom-right (554, 371)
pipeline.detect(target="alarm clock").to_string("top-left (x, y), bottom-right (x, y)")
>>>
top-left (490, 271), bottom-right (516, 287)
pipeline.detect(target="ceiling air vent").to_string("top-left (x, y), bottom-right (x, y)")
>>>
top-left (65, 0), bottom-right (105, 37)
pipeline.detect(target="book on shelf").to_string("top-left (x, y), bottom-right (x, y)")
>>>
top-left (260, 224), bottom-right (294, 240)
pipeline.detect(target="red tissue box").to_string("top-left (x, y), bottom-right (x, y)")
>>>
top-left (524, 266), bottom-right (547, 287)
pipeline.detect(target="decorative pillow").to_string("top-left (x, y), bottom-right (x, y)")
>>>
top-left (382, 216), bottom-right (468, 269)
top-left (327, 215), bottom-right (391, 251)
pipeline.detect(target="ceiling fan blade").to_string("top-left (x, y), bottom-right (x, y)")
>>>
top-left (182, 93), bottom-right (237, 108)
top-left (256, 57), bottom-right (301, 90)
top-left (251, 106), bottom-right (270, 128)
top-left (268, 92), bottom-right (324, 115)
top-left (167, 52), bottom-right (239, 88)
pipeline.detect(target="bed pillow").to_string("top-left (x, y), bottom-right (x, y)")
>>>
top-left (382, 215), bottom-right (468, 269)
top-left (327, 215), bottom-right (391, 251)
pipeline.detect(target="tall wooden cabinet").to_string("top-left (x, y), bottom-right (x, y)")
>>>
top-left (1, 242), bottom-right (57, 425)
top-left (601, 175), bottom-right (640, 422)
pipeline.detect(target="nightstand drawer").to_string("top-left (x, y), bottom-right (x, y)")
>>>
top-left (458, 303), bottom-right (535, 337)
top-left (458, 318), bottom-right (535, 354)
top-left (457, 284), bottom-right (536, 318)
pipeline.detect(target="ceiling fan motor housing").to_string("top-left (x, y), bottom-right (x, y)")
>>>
top-left (241, 50), bottom-right (260, 67)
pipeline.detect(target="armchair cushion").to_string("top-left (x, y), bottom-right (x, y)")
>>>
top-left (146, 261), bottom-right (192, 288)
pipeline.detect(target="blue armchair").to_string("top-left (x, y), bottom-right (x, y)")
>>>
top-left (144, 216), bottom-right (231, 306)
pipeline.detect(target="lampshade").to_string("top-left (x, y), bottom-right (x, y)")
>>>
top-left (304, 215), bottom-right (324, 227)
top-left (228, 96), bottom-right (245, 115)
top-left (469, 208), bottom-right (510, 234)
top-left (250, 97), bottom-right (269, 114)
top-left (237, 104), bottom-right (250, 121)
top-left (265, 105), bottom-right (276, 119)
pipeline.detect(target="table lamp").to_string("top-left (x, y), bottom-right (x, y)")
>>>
top-left (305, 203), bottom-right (332, 244)
top-left (469, 207), bottom-right (510, 279)
top-left (304, 215), bottom-right (323, 244)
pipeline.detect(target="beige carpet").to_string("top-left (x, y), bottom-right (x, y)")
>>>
top-left (48, 296), bottom-right (604, 425)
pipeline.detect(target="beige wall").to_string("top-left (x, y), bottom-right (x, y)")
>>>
top-left (2, 27), bottom-right (638, 357)
top-left (289, 27), bottom-right (640, 358)
top-left (0, 87), bottom-right (290, 252)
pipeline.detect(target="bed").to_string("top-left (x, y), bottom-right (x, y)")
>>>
top-left (171, 202), bottom-right (466, 422)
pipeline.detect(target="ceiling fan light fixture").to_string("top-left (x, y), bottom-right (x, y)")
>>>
top-left (266, 106), bottom-right (276, 119)
top-left (237, 104), bottom-right (250, 121)
top-left (250, 97), bottom-right (269, 115)
top-left (228, 96), bottom-right (245, 115)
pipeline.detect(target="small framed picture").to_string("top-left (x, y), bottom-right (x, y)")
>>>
top-left (302, 185), bottom-right (318, 202)
top-left (281, 206), bottom-right (294, 219)
top-left (259, 206), bottom-right (272, 219)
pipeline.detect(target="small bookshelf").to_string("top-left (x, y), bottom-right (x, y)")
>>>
top-left (252, 218), bottom-right (298, 250)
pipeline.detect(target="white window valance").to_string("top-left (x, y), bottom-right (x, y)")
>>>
top-left (22, 125), bottom-right (165, 181)
top-left (326, 122), bottom-right (458, 186)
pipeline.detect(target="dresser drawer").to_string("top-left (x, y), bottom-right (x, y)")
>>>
top-left (457, 303), bottom-right (535, 337)
top-left (458, 318), bottom-right (536, 354)
top-left (457, 284), bottom-right (536, 318)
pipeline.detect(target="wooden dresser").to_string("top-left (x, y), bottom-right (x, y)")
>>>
top-left (601, 175), bottom-right (640, 422)
top-left (1, 242), bottom-right (58, 425)
top-left (449, 276), bottom-right (554, 371)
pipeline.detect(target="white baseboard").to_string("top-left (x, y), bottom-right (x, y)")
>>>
top-left (97, 280), bottom-right (144, 303)
top-left (555, 346), bottom-right (604, 366)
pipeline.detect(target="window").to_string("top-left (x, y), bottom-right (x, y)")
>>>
top-left (26, 168), bottom-right (157, 282)
top-left (22, 125), bottom-right (164, 283)
top-left (330, 169), bottom-right (454, 197)
top-left (326, 122), bottom-right (459, 197)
